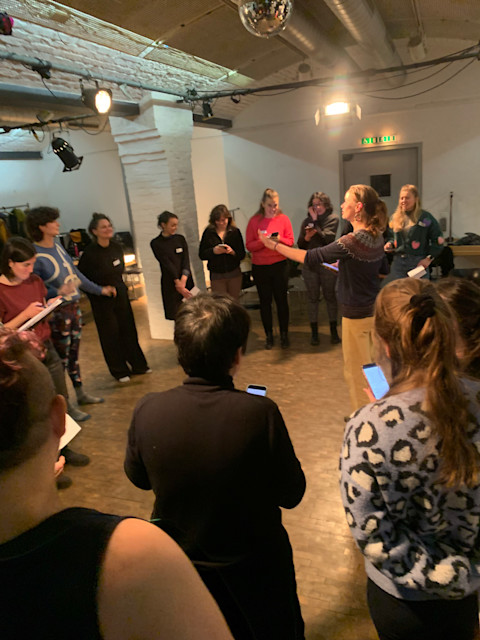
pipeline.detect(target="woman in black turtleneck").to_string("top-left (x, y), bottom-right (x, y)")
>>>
top-left (78, 213), bottom-right (149, 382)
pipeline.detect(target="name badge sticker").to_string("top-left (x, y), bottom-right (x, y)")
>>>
top-left (113, 259), bottom-right (121, 266)
top-left (176, 247), bottom-right (183, 253)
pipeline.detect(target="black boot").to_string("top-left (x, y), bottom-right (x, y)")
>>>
top-left (265, 332), bottom-right (274, 350)
top-left (310, 322), bottom-right (319, 346)
top-left (280, 331), bottom-right (290, 349)
top-left (330, 321), bottom-right (341, 345)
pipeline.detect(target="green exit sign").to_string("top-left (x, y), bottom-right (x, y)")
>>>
top-left (362, 135), bottom-right (396, 145)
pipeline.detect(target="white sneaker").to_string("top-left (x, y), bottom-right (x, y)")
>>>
top-left (117, 376), bottom-right (131, 383)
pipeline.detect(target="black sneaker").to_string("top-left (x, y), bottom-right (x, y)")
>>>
top-left (63, 447), bottom-right (90, 467)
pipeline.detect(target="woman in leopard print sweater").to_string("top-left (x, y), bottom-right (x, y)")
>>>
top-left (340, 277), bottom-right (480, 640)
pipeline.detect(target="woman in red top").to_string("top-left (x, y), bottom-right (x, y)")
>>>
top-left (246, 189), bottom-right (294, 349)
top-left (0, 238), bottom-right (89, 475)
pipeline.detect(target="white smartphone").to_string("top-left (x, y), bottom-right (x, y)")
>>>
top-left (362, 363), bottom-right (390, 400)
top-left (246, 384), bottom-right (267, 397)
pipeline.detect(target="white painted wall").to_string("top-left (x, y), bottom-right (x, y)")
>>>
top-left (222, 83), bottom-right (480, 239)
top-left (0, 129), bottom-right (130, 234)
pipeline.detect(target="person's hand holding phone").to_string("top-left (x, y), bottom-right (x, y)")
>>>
top-left (213, 244), bottom-right (229, 255)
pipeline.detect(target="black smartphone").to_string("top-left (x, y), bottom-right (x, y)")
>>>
top-left (246, 384), bottom-right (267, 397)
top-left (269, 232), bottom-right (279, 238)
top-left (362, 363), bottom-right (389, 400)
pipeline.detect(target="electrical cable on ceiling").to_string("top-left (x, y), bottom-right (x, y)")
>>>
top-left (361, 58), bottom-right (476, 100)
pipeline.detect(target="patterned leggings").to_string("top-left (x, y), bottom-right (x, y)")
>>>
top-left (49, 301), bottom-right (83, 388)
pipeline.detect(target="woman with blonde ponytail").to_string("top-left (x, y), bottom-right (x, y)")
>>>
top-left (340, 277), bottom-right (480, 640)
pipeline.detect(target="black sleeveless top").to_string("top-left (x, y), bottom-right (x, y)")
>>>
top-left (0, 507), bottom-right (126, 640)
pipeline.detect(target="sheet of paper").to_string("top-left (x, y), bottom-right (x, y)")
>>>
top-left (18, 297), bottom-right (64, 331)
top-left (59, 414), bottom-right (82, 450)
top-left (189, 286), bottom-right (201, 297)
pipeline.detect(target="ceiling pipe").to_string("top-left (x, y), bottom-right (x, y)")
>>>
top-left (322, 0), bottom-right (406, 86)
top-left (224, 0), bottom-right (358, 74)
top-left (279, 8), bottom-right (358, 74)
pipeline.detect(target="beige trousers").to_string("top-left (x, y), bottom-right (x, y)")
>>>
top-left (342, 315), bottom-right (375, 413)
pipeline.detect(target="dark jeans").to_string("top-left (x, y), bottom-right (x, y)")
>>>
top-left (302, 263), bottom-right (338, 323)
top-left (252, 261), bottom-right (289, 334)
top-left (367, 578), bottom-right (479, 640)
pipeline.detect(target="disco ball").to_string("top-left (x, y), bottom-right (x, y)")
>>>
top-left (238, 0), bottom-right (294, 39)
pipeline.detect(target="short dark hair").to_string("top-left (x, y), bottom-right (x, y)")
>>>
top-left (157, 211), bottom-right (178, 228)
top-left (0, 329), bottom-right (54, 472)
top-left (25, 207), bottom-right (60, 242)
top-left (174, 293), bottom-right (250, 381)
top-left (88, 212), bottom-right (111, 237)
top-left (0, 237), bottom-right (36, 278)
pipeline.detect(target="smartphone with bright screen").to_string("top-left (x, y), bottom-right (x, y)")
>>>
top-left (362, 363), bottom-right (390, 400)
top-left (322, 262), bottom-right (339, 272)
top-left (246, 384), bottom-right (267, 396)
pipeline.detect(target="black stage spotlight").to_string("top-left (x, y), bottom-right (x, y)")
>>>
top-left (52, 137), bottom-right (83, 172)
top-left (202, 100), bottom-right (213, 119)
top-left (81, 82), bottom-right (112, 114)
top-left (0, 12), bottom-right (13, 35)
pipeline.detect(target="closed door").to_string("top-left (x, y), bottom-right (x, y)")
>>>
top-left (341, 146), bottom-right (420, 215)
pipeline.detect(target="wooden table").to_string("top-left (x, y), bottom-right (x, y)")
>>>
top-left (451, 245), bottom-right (480, 269)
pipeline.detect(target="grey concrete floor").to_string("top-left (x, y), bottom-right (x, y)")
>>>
top-left (59, 290), bottom-right (378, 640)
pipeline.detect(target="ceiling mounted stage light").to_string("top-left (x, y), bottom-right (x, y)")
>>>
top-left (202, 100), bottom-right (213, 119)
top-left (52, 136), bottom-right (83, 172)
top-left (81, 83), bottom-right (112, 114)
top-left (238, 0), bottom-right (293, 39)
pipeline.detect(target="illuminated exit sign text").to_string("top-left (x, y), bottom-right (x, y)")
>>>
top-left (361, 135), bottom-right (396, 145)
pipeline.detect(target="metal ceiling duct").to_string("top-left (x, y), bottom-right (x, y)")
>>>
top-left (280, 8), bottom-right (357, 73)
top-left (322, 0), bottom-right (406, 85)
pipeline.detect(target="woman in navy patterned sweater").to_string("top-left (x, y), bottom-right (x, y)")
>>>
top-left (340, 277), bottom-right (480, 640)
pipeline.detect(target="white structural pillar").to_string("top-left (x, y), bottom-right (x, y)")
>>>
top-left (110, 92), bottom-right (205, 339)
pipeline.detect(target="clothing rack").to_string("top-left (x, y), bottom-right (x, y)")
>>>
top-left (0, 203), bottom-right (30, 211)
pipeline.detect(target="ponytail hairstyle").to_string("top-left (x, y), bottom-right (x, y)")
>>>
top-left (390, 184), bottom-right (422, 233)
top-left (348, 184), bottom-right (387, 238)
top-left (374, 278), bottom-right (477, 488)
top-left (209, 204), bottom-right (236, 229)
top-left (88, 213), bottom-right (112, 239)
top-left (255, 188), bottom-right (281, 217)
top-left (436, 277), bottom-right (480, 380)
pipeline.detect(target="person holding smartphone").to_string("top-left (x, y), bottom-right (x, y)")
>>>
top-left (246, 188), bottom-right (294, 349)
top-left (259, 184), bottom-right (389, 411)
top-left (125, 293), bottom-right (305, 640)
top-left (199, 204), bottom-right (245, 300)
top-left (297, 191), bottom-right (340, 345)
top-left (340, 277), bottom-right (480, 640)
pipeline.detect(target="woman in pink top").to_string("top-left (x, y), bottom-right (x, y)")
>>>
top-left (246, 189), bottom-right (294, 349)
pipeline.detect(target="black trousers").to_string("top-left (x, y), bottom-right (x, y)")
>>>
top-left (88, 287), bottom-right (148, 380)
top-left (252, 260), bottom-right (289, 334)
top-left (367, 578), bottom-right (479, 640)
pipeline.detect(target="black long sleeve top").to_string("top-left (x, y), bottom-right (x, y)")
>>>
top-left (198, 226), bottom-right (246, 274)
top-left (150, 233), bottom-right (192, 281)
top-left (297, 210), bottom-right (339, 250)
top-left (124, 376), bottom-right (305, 561)
top-left (77, 240), bottom-right (126, 290)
